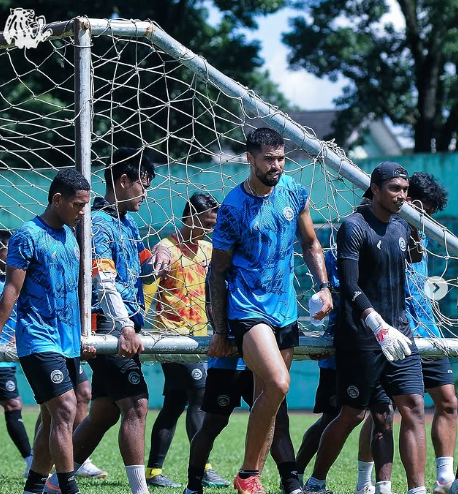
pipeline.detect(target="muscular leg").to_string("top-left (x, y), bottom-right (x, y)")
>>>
top-left (428, 384), bottom-right (457, 458)
top-left (311, 405), bottom-right (366, 481)
top-left (369, 403), bottom-right (394, 483)
top-left (241, 325), bottom-right (291, 471)
top-left (74, 379), bottom-right (91, 429)
top-left (295, 412), bottom-right (337, 475)
top-left (393, 393), bottom-right (426, 490)
top-left (73, 397), bottom-right (120, 464)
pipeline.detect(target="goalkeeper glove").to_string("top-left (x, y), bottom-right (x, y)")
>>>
top-left (364, 311), bottom-right (412, 362)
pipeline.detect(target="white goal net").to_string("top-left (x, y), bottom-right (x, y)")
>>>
top-left (0, 16), bottom-right (458, 360)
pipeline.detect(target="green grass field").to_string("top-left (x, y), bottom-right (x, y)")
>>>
top-left (0, 410), bottom-right (439, 494)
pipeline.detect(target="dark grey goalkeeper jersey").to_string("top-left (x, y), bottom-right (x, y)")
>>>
top-left (335, 206), bottom-right (413, 349)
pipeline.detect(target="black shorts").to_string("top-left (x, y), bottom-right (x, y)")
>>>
top-left (0, 367), bottom-right (19, 401)
top-left (202, 368), bottom-right (254, 416)
top-left (228, 319), bottom-right (299, 356)
top-left (19, 353), bottom-right (80, 405)
top-left (314, 367), bottom-right (391, 415)
top-left (422, 357), bottom-right (454, 389)
top-left (77, 364), bottom-right (89, 385)
top-left (162, 362), bottom-right (207, 395)
top-left (89, 353), bottom-right (148, 402)
top-left (336, 346), bottom-right (424, 409)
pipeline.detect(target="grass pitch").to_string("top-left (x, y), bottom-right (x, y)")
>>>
top-left (0, 409), bottom-right (438, 494)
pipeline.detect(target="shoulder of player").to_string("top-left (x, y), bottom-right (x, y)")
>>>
top-left (277, 174), bottom-right (307, 194)
top-left (391, 214), bottom-right (409, 231)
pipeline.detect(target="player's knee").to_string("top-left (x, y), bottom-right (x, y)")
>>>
top-left (120, 396), bottom-right (148, 421)
top-left (398, 395), bottom-right (425, 423)
top-left (437, 394), bottom-right (458, 417)
top-left (76, 381), bottom-right (92, 405)
top-left (2, 397), bottom-right (22, 412)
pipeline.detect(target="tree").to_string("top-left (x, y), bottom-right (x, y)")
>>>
top-left (283, 0), bottom-right (458, 153)
top-left (0, 0), bottom-right (291, 165)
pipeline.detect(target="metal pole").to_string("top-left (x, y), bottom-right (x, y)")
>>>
top-left (74, 18), bottom-right (93, 338)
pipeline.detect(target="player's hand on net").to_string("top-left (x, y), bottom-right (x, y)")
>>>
top-left (118, 326), bottom-right (144, 358)
top-left (365, 311), bottom-right (412, 362)
top-left (150, 245), bottom-right (172, 278)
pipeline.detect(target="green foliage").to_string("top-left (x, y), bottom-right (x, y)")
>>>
top-left (283, 0), bottom-right (458, 152)
top-left (0, 1), bottom-right (295, 168)
top-left (0, 409), bottom-right (439, 494)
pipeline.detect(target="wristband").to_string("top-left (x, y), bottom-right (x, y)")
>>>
top-left (319, 282), bottom-right (331, 290)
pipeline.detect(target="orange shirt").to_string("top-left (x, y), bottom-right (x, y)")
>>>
top-left (144, 235), bottom-right (212, 336)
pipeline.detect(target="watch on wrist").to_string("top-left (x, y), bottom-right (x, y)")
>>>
top-left (319, 282), bottom-right (331, 290)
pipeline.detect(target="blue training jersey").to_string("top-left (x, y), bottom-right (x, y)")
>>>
top-left (208, 356), bottom-right (247, 371)
top-left (212, 174), bottom-right (308, 327)
top-left (91, 198), bottom-right (150, 328)
top-left (7, 217), bottom-right (81, 358)
top-left (0, 276), bottom-right (16, 368)
top-left (405, 235), bottom-right (440, 338)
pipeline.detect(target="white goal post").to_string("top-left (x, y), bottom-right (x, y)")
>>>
top-left (1, 17), bottom-right (458, 361)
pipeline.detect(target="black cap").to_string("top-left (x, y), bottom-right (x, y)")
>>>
top-left (363, 161), bottom-right (409, 199)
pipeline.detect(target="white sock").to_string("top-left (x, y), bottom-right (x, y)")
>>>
top-left (407, 487), bottom-right (427, 494)
top-left (375, 480), bottom-right (391, 494)
top-left (357, 461), bottom-right (374, 488)
top-left (436, 456), bottom-right (455, 484)
top-left (126, 464), bottom-right (148, 494)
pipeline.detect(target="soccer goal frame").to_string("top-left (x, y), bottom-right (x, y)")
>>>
top-left (1, 16), bottom-right (458, 361)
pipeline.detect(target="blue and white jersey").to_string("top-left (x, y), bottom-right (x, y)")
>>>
top-left (7, 217), bottom-right (81, 358)
top-left (0, 276), bottom-right (16, 368)
top-left (208, 356), bottom-right (247, 371)
top-left (405, 235), bottom-right (440, 338)
top-left (319, 248), bottom-right (339, 370)
top-left (212, 174), bottom-right (308, 327)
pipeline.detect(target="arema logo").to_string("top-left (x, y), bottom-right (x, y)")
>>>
top-left (3, 8), bottom-right (52, 49)
top-left (424, 276), bottom-right (448, 301)
top-left (191, 368), bottom-right (203, 380)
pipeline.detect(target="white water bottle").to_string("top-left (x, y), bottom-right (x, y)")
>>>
top-left (308, 293), bottom-right (324, 327)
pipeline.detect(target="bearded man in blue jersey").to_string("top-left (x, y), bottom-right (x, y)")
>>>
top-left (208, 127), bottom-right (333, 494)
top-left (0, 169), bottom-right (90, 494)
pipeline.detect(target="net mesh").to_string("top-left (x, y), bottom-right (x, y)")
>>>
top-left (0, 18), bottom-right (457, 357)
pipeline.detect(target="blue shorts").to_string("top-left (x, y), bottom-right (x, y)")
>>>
top-left (421, 357), bottom-right (454, 389)
top-left (228, 319), bottom-right (299, 356)
top-left (0, 367), bottom-right (19, 401)
top-left (162, 362), bottom-right (207, 395)
top-left (77, 364), bottom-right (89, 385)
top-left (19, 352), bottom-right (79, 405)
top-left (336, 346), bottom-right (424, 409)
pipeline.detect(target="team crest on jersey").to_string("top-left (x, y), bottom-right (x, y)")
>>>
top-left (347, 385), bottom-right (359, 399)
top-left (283, 206), bottom-right (294, 221)
top-left (398, 237), bottom-right (407, 251)
top-left (128, 371), bottom-right (141, 385)
top-left (216, 394), bottom-right (230, 407)
top-left (50, 370), bottom-right (64, 384)
top-left (191, 368), bottom-right (203, 380)
top-left (5, 380), bottom-right (16, 392)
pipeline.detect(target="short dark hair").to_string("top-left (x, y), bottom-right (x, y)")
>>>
top-left (408, 172), bottom-right (448, 212)
top-left (48, 168), bottom-right (90, 204)
top-left (246, 127), bottom-right (284, 155)
top-left (182, 193), bottom-right (219, 222)
top-left (105, 147), bottom-right (155, 189)
top-left (0, 230), bottom-right (11, 249)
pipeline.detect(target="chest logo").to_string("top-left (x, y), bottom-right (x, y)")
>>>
top-left (283, 206), bottom-right (294, 221)
top-left (399, 237), bottom-right (407, 251)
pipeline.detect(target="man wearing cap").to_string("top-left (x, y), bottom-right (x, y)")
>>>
top-left (304, 162), bottom-right (427, 494)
